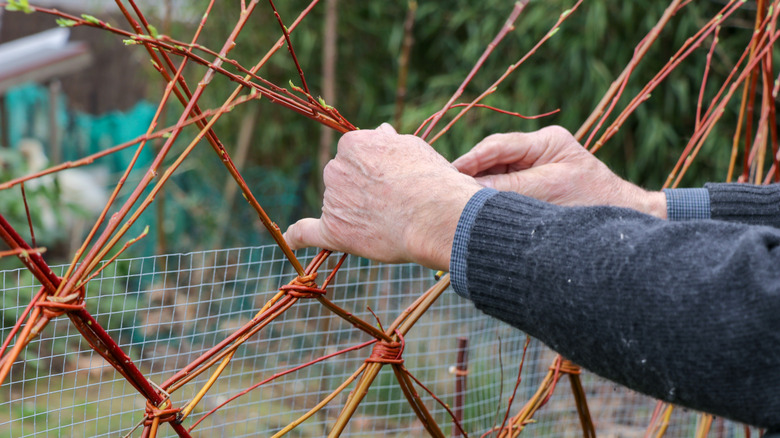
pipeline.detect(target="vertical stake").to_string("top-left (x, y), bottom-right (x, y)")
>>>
top-left (453, 337), bottom-right (469, 437)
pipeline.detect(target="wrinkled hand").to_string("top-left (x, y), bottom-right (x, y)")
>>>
top-left (452, 126), bottom-right (667, 218)
top-left (284, 124), bottom-right (482, 271)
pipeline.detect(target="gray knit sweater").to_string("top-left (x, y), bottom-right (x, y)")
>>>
top-left (450, 183), bottom-right (780, 429)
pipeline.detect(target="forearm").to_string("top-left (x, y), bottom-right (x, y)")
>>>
top-left (452, 189), bottom-right (780, 429)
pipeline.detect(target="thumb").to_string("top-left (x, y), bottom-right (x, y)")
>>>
top-left (283, 217), bottom-right (329, 251)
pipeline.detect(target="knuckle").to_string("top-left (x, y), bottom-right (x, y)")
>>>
top-left (337, 131), bottom-right (358, 153)
top-left (322, 160), bottom-right (339, 186)
top-left (541, 125), bottom-right (570, 138)
top-left (475, 133), bottom-right (505, 151)
top-left (540, 125), bottom-right (581, 153)
top-left (285, 224), bottom-right (301, 245)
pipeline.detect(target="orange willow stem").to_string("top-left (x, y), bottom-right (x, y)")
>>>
top-left (753, 59), bottom-right (773, 184)
top-left (0, 247), bottom-right (45, 258)
top-left (0, 287), bottom-right (45, 361)
top-left (191, 339), bottom-right (377, 431)
top-left (55, 0), bottom-right (216, 294)
top-left (756, 2), bottom-right (776, 184)
top-left (398, 364), bottom-right (469, 437)
top-left (727, 1), bottom-right (767, 181)
top-left (76, 226), bottom-right (149, 289)
top-left (662, 15), bottom-right (764, 186)
top-left (740, 0), bottom-right (768, 182)
top-left (162, 251), bottom-right (332, 393)
top-left (179, 251), bottom-right (336, 420)
top-left (272, 364), bottom-right (368, 438)
top-left (498, 337), bottom-right (531, 436)
top-left (329, 276), bottom-right (452, 436)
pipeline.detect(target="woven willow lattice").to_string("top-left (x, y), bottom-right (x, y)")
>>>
top-left (0, 0), bottom-right (777, 437)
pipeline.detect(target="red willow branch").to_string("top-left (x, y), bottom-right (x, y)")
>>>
top-left (54, 2), bottom-right (239, 304)
top-left (398, 364), bottom-right (469, 437)
top-left (577, 0), bottom-right (687, 144)
top-left (414, 104), bottom-right (559, 137)
top-left (269, 0), bottom-right (313, 100)
top-left (0, 91), bottom-right (261, 191)
top-left (738, 0), bottom-right (768, 182)
top-left (160, 250), bottom-right (336, 395)
top-left (60, 0), bottom-right (216, 290)
top-left (419, 0), bottom-right (528, 141)
top-left (0, 287), bottom-right (46, 361)
top-left (16, 4), bottom-right (348, 131)
top-left (190, 339), bottom-right (378, 431)
top-left (579, 0), bottom-right (686, 147)
top-left (696, 25), bottom-right (721, 131)
top-left (588, 0), bottom-right (747, 154)
top-left (428, 0), bottom-right (584, 145)
top-left (668, 11), bottom-right (780, 188)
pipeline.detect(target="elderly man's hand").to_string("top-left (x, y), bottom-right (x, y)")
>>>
top-left (284, 123), bottom-right (482, 271)
top-left (452, 126), bottom-right (667, 218)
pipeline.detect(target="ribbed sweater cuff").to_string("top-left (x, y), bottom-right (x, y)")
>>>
top-left (706, 183), bottom-right (780, 228)
top-left (450, 188), bottom-right (498, 300)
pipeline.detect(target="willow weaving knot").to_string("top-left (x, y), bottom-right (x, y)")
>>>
top-left (280, 272), bottom-right (326, 298)
top-left (1, 0), bottom-right (772, 436)
top-left (553, 358), bottom-right (582, 375)
top-left (144, 400), bottom-right (181, 426)
top-left (366, 332), bottom-right (405, 365)
top-left (34, 290), bottom-right (86, 319)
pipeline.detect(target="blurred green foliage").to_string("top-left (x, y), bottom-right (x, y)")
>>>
top-left (2, 1), bottom-right (756, 257)
top-left (0, 0), bottom-right (767, 257)
top-left (185, 0), bottom-right (764, 213)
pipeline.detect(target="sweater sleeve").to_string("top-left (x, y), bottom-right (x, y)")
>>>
top-left (706, 182), bottom-right (780, 228)
top-left (452, 190), bottom-right (780, 429)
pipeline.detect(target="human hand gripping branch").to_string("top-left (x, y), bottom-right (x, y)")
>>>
top-left (283, 123), bottom-right (482, 271)
top-left (284, 124), bottom-right (667, 270)
top-left (452, 126), bottom-right (668, 219)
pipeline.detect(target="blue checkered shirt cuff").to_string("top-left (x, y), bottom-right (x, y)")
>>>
top-left (450, 188), bottom-right (498, 300)
top-left (663, 188), bottom-right (711, 221)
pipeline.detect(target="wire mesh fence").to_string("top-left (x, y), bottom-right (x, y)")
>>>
top-left (0, 244), bottom-right (760, 437)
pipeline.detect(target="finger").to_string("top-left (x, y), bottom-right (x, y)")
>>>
top-left (376, 122), bottom-right (398, 134)
top-left (454, 127), bottom-right (577, 176)
top-left (475, 168), bottom-right (547, 195)
top-left (452, 132), bottom-right (540, 176)
top-left (283, 218), bottom-right (328, 250)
